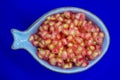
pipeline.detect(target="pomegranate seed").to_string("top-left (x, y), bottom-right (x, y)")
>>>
top-left (75, 37), bottom-right (83, 43)
top-left (45, 39), bottom-right (51, 45)
top-left (81, 49), bottom-right (87, 56)
top-left (62, 50), bottom-right (68, 59)
top-left (49, 26), bottom-right (54, 32)
top-left (39, 26), bottom-right (43, 31)
top-left (49, 21), bottom-right (55, 26)
top-left (86, 50), bottom-right (92, 56)
top-left (69, 23), bottom-right (74, 29)
top-left (62, 38), bottom-right (68, 45)
top-left (63, 24), bottom-right (69, 29)
top-left (52, 48), bottom-right (59, 54)
top-left (32, 41), bottom-right (39, 47)
top-left (57, 58), bottom-right (64, 67)
top-left (89, 45), bottom-right (95, 50)
top-left (49, 58), bottom-right (57, 66)
top-left (49, 53), bottom-right (55, 59)
top-left (55, 14), bottom-right (60, 18)
top-left (93, 32), bottom-right (98, 38)
top-left (99, 32), bottom-right (105, 38)
top-left (67, 48), bottom-right (73, 54)
top-left (67, 43), bottom-right (73, 47)
top-left (62, 29), bottom-right (69, 35)
top-left (29, 35), bottom-right (34, 42)
top-left (42, 25), bottom-right (48, 31)
top-left (66, 19), bottom-right (71, 24)
top-left (57, 25), bottom-right (63, 32)
top-left (75, 13), bottom-right (85, 20)
top-left (58, 16), bottom-right (63, 22)
top-left (64, 11), bottom-right (71, 18)
top-left (37, 51), bottom-right (43, 59)
top-left (48, 44), bottom-right (55, 50)
top-left (81, 60), bottom-right (89, 67)
top-left (62, 63), bottom-right (72, 69)
top-left (75, 59), bottom-right (84, 66)
top-left (44, 20), bottom-right (49, 24)
top-left (74, 19), bottom-right (79, 26)
top-left (84, 33), bottom-right (91, 39)
top-left (66, 35), bottom-right (73, 42)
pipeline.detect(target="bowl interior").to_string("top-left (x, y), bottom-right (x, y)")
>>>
top-left (26, 7), bottom-right (110, 73)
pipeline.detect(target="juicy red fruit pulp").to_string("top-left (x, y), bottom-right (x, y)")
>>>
top-left (29, 11), bottom-right (105, 69)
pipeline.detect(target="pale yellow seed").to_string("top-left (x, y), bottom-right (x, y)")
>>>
top-left (63, 24), bottom-right (69, 29)
top-left (90, 46), bottom-right (95, 50)
top-left (68, 43), bottom-right (73, 47)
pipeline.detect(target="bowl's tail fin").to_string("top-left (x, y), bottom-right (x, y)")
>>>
top-left (11, 29), bottom-right (32, 50)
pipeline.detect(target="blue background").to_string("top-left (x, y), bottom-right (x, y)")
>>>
top-left (0, 0), bottom-right (119, 80)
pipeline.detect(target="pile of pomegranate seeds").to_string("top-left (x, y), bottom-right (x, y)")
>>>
top-left (29, 11), bottom-right (105, 69)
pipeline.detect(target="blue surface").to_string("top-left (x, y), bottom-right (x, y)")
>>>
top-left (0, 0), bottom-right (119, 80)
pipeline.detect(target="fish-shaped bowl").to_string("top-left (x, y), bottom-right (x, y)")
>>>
top-left (11, 7), bottom-right (110, 74)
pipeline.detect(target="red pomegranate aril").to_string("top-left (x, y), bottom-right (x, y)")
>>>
top-left (84, 33), bottom-right (91, 39)
top-left (62, 38), bottom-right (68, 45)
top-left (75, 37), bottom-right (83, 43)
top-left (49, 21), bottom-right (55, 26)
top-left (63, 24), bottom-right (69, 29)
top-left (99, 32), bottom-right (104, 38)
top-left (39, 31), bottom-right (47, 38)
top-left (57, 26), bottom-right (63, 32)
top-left (39, 26), bottom-right (44, 31)
top-left (58, 16), bottom-right (63, 22)
top-left (74, 19), bottom-right (79, 26)
top-left (32, 41), bottom-right (39, 47)
top-left (96, 45), bottom-right (102, 50)
top-left (29, 35), bottom-right (34, 42)
top-left (95, 26), bottom-right (100, 32)
top-left (81, 49), bottom-right (87, 56)
top-left (92, 50), bottom-right (100, 58)
top-left (67, 48), bottom-right (73, 54)
top-left (42, 25), bottom-right (49, 31)
top-left (48, 44), bottom-right (55, 50)
top-left (37, 51), bottom-right (43, 59)
top-left (66, 35), bottom-right (73, 42)
top-left (49, 53), bottom-right (55, 59)
top-left (49, 58), bottom-right (57, 66)
top-left (93, 32), bottom-right (98, 38)
top-left (30, 11), bottom-right (105, 69)
top-left (64, 11), bottom-right (71, 18)
top-left (75, 13), bottom-right (85, 20)
top-left (95, 37), bottom-right (103, 44)
top-left (86, 50), bottom-right (92, 56)
top-left (68, 53), bottom-right (75, 58)
top-left (56, 34), bottom-right (61, 39)
top-left (49, 26), bottom-right (54, 32)
top-left (68, 43), bottom-right (73, 47)
top-left (69, 29), bottom-right (76, 36)
top-left (81, 60), bottom-right (89, 67)
top-left (57, 58), bottom-right (64, 67)
top-left (75, 59), bottom-right (84, 66)
top-left (62, 50), bottom-right (68, 60)
top-left (62, 29), bottom-right (69, 35)
top-left (45, 39), bottom-right (51, 45)
top-left (52, 48), bottom-right (59, 54)
top-left (43, 50), bottom-right (50, 60)
top-left (89, 45), bottom-right (95, 50)
top-left (55, 13), bottom-right (60, 18)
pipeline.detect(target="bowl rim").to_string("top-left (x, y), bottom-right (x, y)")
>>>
top-left (12, 7), bottom-right (110, 74)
